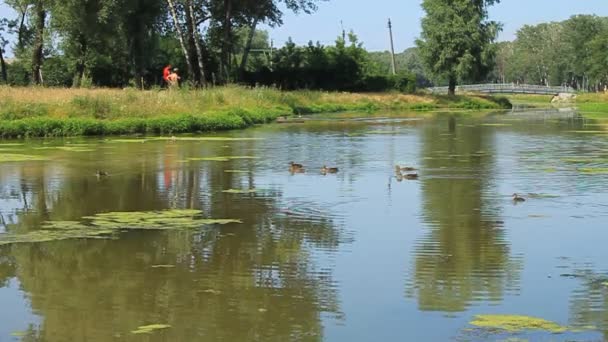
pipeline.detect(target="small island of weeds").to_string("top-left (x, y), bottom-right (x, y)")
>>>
top-left (0, 86), bottom-right (511, 138)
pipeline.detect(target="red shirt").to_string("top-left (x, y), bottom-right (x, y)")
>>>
top-left (163, 66), bottom-right (171, 82)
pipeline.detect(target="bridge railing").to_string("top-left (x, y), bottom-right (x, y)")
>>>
top-left (429, 83), bottom-right (575, 95)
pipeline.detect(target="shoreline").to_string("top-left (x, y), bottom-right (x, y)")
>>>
top-left (0, 86), bottom-right (513, 138)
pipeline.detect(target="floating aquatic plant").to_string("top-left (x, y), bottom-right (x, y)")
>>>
top-left (469, 315), bottom-right (567, 333)
top-left (0, 210), bottom-right (241, 246)
top-left (108, 139), bottom-right (148, 143)
top-left (0, 154), bottom-right (47, 163)
top-left (131, 324), bottom-right (171, 334)
top-left (222, 189), bottom-right (257, 194)
top-left (34, 146), bottom-right (95, 152)
top-left (224, 170), bottom-right (249, 173)
top-left (83, 210), bottom-right (242, 230)
top-left (579, 168), bottom-right (608, 174)
top-left (156, 137), bottom-right (263, 141)
top-left (566, 131), bottom-right (608, 134)
top-left (188, 156), bottom-right (259, 162)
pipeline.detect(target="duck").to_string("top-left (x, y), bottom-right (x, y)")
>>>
top-left (512, 193), bottom-right (526, 202)
top-left (404, 173), bottom-right (419, 180)
top-left (289, 161), bottom-right (303, 169)
top-left (321, 165), bottom-right (339, 174)
top-left (96, 170), bottom-right (109, 177)
top-left (395, 172), bottom-right (404, 182)
top-left (396, 165), bottom-right (417, 172)
top-left (289, 162), bottom-right (305, 173)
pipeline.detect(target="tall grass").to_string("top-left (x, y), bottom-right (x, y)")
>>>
top-left (577, 93), bottom-right (608, 116)
top-left (0, 86), bottom-right (512, 138)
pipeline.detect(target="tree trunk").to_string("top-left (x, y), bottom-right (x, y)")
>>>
top-left (187, 0), bottom-right (206, 87)
top-left (220, 0), bottom-right (233, 83)
top-left (239, 17), bottom-right (258, 79)
top-left (16, 6), bottom-right (28, 52)
top-left (73, 36), bottom-right (87, 87)
top-left (448, 77), bottom-right (457, 96)
top-left (31, 0), bottom-right (45, 85)
top-left (167, 0), bottom-right (195, 84)
top-left (0, 48), bottom-right (7, 83)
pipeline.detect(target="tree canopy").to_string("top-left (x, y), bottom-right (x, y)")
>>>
top-left (417, 0), bottom-right (501, 95)
top-left (489, 15), bottom-right (608, 91)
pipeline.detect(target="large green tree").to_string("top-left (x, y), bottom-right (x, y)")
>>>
top-left (0, 18), bottom-right (11, 83)
top-left (417, 0), bottom-right (501, 95)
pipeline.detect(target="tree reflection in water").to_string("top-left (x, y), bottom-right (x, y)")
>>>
top-left (0, 139), bottom-right (347, 341)
top-left (406, 117), bottom-right (522, 312)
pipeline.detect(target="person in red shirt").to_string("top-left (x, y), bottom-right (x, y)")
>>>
top-left (162, 64), bottom-right (172, 86)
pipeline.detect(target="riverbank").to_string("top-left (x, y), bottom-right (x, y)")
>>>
top-left (0, 86), bottom-right (511, 138)
top-left (576, 93), bottom-right (608, 119)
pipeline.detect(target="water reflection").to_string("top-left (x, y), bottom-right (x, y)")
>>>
top-left (0, 138), bottom-right (346, 341)
top-left (406, 116), bottom-right (522, 312)
top-left (568, 268), bottom-right (608, 339)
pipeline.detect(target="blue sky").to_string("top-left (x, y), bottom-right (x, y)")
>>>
top-left (1, 0), bottom-right (607, 56)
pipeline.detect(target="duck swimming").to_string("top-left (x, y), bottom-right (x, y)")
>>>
top-left (396, 165), bottom-right (417, 172)
top-left (321, 165), bottom-right (339, 174)
top-left (512, 193), bottom-right (526, 202)
top-left (404, 173), bottom-right (419, 180)
top-left (96, 170), bottom-right (109, 177)
top-left (289, 162), bottom-right (304, 169)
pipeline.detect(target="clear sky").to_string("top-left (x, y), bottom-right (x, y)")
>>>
top-left (1, 0), bottom-right (607, 56)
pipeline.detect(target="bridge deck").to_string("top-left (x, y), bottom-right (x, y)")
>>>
top-left (429, 84), bottom-right (575, 95)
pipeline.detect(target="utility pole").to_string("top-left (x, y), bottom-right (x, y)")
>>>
top-left (341, 20), bottom-right (346, 42)
top-left (388, 18), bottom-right (397, 75)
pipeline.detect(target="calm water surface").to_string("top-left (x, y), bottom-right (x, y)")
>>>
top-left (1, 110), bottom-right (608, 341)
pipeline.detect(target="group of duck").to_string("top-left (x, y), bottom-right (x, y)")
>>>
top-left (289, 162), bottom-right (339, 175)
top-left (290, 162), bottom-right (527, 203)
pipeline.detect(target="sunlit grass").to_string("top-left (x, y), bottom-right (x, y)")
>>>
top-left (0, 85), bottom-right (512, 137)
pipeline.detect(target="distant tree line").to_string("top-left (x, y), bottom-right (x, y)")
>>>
top-left (0, 0), bottom-right (415, 92)
top-left (488, 15), bottom-right (608, 91)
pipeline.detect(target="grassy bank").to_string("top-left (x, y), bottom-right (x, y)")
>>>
top-left (576, 93), bottom-right (608, 118)
top-left (0, 86), bottom-right (511, 138)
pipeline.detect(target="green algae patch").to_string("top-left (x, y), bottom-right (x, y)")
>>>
top-left (156, 137), bottom-right (263, 141)
top-left (0, 154), bottom-right (47, 163)
top-left (527, 193), bottom-right (560, 199)
top-left (0, 224), bottom-right (115, 246)
top-left (108, 139), bottom-right (148, 143)
top-left (579, 168), bottom-right (608, 174)
top-left (131, 324), bottom-right (171, 334)
top-left (481, 123), bottom-right (512, 127)
top-left (470, 315), bottom-right (567, 333)
top-left (566, 130), bottom-right (608, 134)
top-left (34, 146), bottom-right (95, 152)
top-left (366, 130), bottom-right (402, 135)
top-left (188, 156), bottom-right (259, 162)
top-left (222, 189), bottom-right (257, 194)
top-left (0, 210), bottom-right (241, 246)
top-left (83, 210), bottom-right (242, 230)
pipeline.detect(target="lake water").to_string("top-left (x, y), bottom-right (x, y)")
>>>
top-left (1, 110), bottom-right (608, 341)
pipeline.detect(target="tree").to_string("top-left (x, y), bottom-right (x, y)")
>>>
top-left (417, 0), bottom-right (501, 95)
top-left (30, 0), bottom-right (45, 85)
top-left (0, 19), bottom-right (9, 83)
top-left (4, 0), bottom-right (33, 54)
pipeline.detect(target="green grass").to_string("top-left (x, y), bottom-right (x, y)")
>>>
top-left (576, 93), bottom-right (608, 119)
top-left (0, 86), bottom-right (512, 138)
